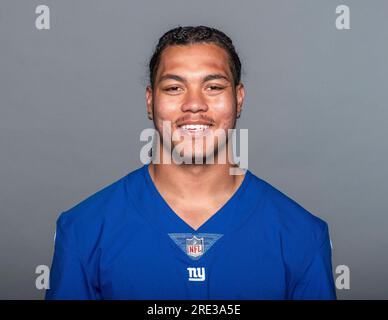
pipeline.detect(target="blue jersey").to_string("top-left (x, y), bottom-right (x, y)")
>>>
top-left (45, 165), bottom-right (337, 300)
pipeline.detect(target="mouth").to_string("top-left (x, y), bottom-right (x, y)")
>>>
top-left (177, 123), bottom-right (213, 136)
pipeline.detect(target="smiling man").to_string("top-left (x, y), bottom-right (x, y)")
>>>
top-left (46, 26), bottom-right (337, 300)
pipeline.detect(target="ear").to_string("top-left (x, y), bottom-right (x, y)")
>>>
top-left (235, 83), bottom-right (245, 118)
top-left (146, 85), bottom-right (153, 120)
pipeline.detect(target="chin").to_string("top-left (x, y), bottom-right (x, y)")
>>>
top-left (173, 145), bottom-right (220, 165)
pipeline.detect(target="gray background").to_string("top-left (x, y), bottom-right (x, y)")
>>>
top-left (1, 0), bottom-right (387, 299)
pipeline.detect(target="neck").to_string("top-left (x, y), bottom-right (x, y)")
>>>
top-left (148, 162), bottom-right (244, 200)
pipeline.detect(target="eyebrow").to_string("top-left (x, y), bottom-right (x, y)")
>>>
top-left (158, 73), bottom-right (231, 84)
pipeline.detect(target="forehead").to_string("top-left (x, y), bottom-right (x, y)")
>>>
top-left (156, 43), bottom-right (231, 79)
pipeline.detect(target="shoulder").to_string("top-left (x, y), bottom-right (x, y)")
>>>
top-left (248, 171), bottom-right (333, 281)
top-left (54, 166), bottom-right (145, 252)
top-left (248, 171), bottom-right (331, 273)
top-left (249, 171), bottom-right (329, 242)
top-left (58, 166), bottom-right (143, 224)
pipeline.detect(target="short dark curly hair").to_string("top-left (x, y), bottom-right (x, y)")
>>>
top-left (148, 25), bottom-right (242, 89)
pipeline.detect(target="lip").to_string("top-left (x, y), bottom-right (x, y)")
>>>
top-left (176, 123), bottom-right (213, 137)
top-left (176, 120), bottom-right (214, 127)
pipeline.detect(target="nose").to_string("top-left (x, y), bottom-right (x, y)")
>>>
top-left (181, 88), bottom-right (209, 113)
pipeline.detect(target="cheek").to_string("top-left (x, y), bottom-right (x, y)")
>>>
top-left (153, 98), bottom-right (180, 129)
top-left (212, 97), bottom-right (237, 127)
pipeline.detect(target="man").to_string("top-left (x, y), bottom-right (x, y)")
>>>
top-left (46, 26), bottom-right (337, 299)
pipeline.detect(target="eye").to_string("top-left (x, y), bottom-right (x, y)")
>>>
top-left (206, 85), bottom-right (225, 91)
top-left (164, 86), bottom-right (183, 92)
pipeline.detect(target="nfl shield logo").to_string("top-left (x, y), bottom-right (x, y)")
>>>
top-left (186, 236), bottom-right (204, 258)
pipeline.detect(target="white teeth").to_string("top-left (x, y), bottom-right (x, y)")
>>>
top-left (180, 124), bottom-right (210, 131)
